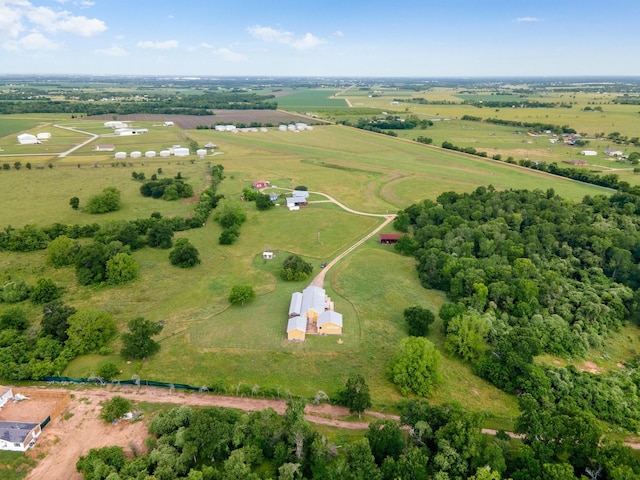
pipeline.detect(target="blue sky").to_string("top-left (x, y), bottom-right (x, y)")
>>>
top-left (1, 0), bottom-right (639, 77)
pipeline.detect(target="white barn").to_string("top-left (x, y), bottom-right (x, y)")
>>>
top-left (17, 133), bottom-right (39, 145)
top-left (36, 132), bottom-right (51, 140)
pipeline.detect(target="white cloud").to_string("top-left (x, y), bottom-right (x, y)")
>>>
top-left (4, 32), bottom-right (59, 51)
top-left (291, 32), bottom-right (325, 50)
top-left (516, 17), bottom-right (540, 23)
top-left (78, 1), bottom-right (94, 7)
top-left (247, 24), bottom-right (326, 50)
top-left (334, 30), bottom-right (344, 37)
top-left (247, 25), bottom-right (293, 44)
top-left (212, 47), bottom-right (247, 62)
top-left (137, 40), bottom-right (179, 49)
top-left (94, 45), bottom-right (128, 56)
top-left (0, 1), bottom-right (106, 42)
top-left (200, 42), bottom-right (214, 49)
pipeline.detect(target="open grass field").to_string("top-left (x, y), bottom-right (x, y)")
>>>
top-left (0, 112), bottom-right (620, 428)
top-left (275, 88), bottom-right (348, 110)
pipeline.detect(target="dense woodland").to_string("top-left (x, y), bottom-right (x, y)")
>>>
top-left (76, 398), bottom-right (640, 480)
top-left (396, 187), bottom-right (640, 431)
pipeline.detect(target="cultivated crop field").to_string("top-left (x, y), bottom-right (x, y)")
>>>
top-left (0, 111), bottom-right (620, 424)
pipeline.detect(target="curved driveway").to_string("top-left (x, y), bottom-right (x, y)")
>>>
top-left (267, 187), bottom-right (396, 288)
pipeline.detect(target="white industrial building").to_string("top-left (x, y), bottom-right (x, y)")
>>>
top-left (159, 150), bottom-right (170, 157)
top-left (580, 150), bottom-right (598, 156)
top-left (36, 132), bottom-right (51, 140)
top-left (114, 128), bottom-right (148, 136)
top-left (114, 152), bottom-right (127, 159)
top-left (145, 150), bottom-right (156, 158)
top-left (174, 147), bottom-right (189, 157)
top-left (130, 151), bottom-right (142, 159)
top-left (196, 149), bottom-right (207, 157)
top-left (17, 133), bottom-right (39, 145)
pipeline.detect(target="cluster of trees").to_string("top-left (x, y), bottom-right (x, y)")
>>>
top-left (242, 188), bottom-right (276, 210)
top-left (398, 187), bottom-right (640, 429)
top-left (139, 178), bottom-right (194, 201)
top-left (85, 187), bottom-right (122, 214)
top-left (77, 397), bottom-right (640, 479)
top-left (442, 140), bottom-right (488, 157)
top-left (1, 278), bottom-right (61, 305)
top-left (214, 199), bottom-right (247, 245)
top-left (0, 300), bottom-right (116, 380)
top-left (280, 254), bottom-right (313, 281)
top-left (337, 115), bottom-right (432, 137)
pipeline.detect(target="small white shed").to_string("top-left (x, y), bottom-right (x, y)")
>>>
top-left (130, 151), bottom-right (142, 159)
top-left (114, 152), bottom-right (127, 159)
top-left (159, 150), bottom-right (170, 157)
top-left (145, 151), bottom-right (157, 158)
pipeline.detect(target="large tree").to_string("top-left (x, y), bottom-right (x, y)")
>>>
top-left (403, 305), bottom-right (435, 337)
top-left (387, 337), bottom-right (443, 397)
top-left (85, 187), bottom-right (121, 214)
top-left (105, 252), bottom-right (139, 285)
top-left (66, 308), bottom-right (117, 355)
top-left (40, 300), bottom-right (76, 342)
top-left (169, 238), bottom-right (201, 268)
top-left (121, 317), bottom-right (164, 360)
top-left (30, 278), bottom-right (62, 304)
top-left (339, 374), bottom-right (371, 418)
top-left (228, 285), bottom-right (256, 306)
top-left (46, 235), bottom-right (79, 267)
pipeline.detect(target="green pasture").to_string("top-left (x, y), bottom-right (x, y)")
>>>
top-left (275, 89), bottom-right (348, 110)
top-left (0, 450), bottom-right (35, 480)
top-left (0, 161), bottom-right (206, 227)
top-left (0, 117), bottom-right (617, 428)
top-left (345, 88), bottom-right (640, 139)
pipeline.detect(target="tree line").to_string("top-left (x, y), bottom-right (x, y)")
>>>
top-left (76, 396), bottom-right (640, 480)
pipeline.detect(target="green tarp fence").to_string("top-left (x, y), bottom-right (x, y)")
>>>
top-left (42, 376), bottom-right (203, 392)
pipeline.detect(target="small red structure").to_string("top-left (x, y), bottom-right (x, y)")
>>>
top-left (379, 233), bottom-right (403, 245)
top-left (252, 180), bottom-right (270, 189)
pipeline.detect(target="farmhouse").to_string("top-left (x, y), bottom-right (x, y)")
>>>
top-left (252, 180), bottom-right (270, 189)
top-left (606, 148), bottom-right (624, 157)
top-left (17, 133), bottom-right (39, 145)
top-left (269, 193), bottom-right (279, 202)
top-left (94, 144), bottom-right (115, 152)
top-left (205, 142), bottom-right (217, 150)
top-left (379, 233), bottom-right (403, 245)
top-left (0, 421), bottom-right (41, 452)
top-left (287, 286), bottom-right (342, 341)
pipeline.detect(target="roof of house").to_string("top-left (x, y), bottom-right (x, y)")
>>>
top-left (379, 233), bottom-right (403, 241)
top-left (301, 286), bottom-right (327, 315)
top-left (291, 190), bottom-right (309, 198)
top-left (0, 422), bottom-right (39, 444)
top-left (318, 310), bottom-right (343, 328)
top-left (289, 292), bottom-right (303, 317)
top-left (287, 316), bottom-right (306, 333)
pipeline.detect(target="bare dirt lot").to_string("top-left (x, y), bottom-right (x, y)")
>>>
top-left (87, 110), bottom-right (327, 129)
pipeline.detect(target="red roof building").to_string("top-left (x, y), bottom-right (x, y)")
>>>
top-left (379, 233), bottom-right (403, 244)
